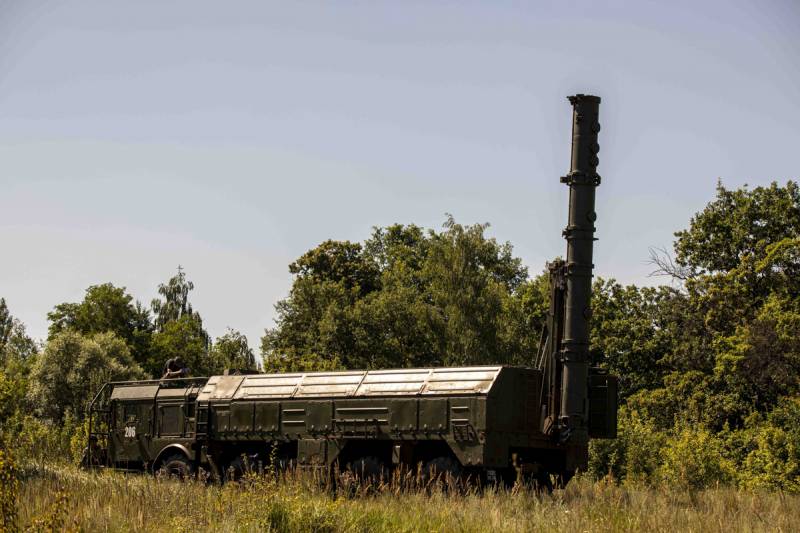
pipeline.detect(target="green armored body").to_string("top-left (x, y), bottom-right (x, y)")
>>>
top-left (86, 94), bottom-right (618, 485)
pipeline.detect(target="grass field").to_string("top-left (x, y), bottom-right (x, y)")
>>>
top-left (8, 464), bottom-right (800, 532)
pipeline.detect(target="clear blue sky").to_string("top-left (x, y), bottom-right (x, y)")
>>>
top-left (1, 0), bottom-right (798, 349)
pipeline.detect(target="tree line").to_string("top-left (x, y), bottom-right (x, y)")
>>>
top-left (1, 181), bottom-right (799, 490)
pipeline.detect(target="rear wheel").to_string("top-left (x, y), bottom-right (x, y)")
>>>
top-left (533, 471), bottom-right (554, 493)
top-left (158, 454), bottom-right (194, 480)
top-left (225, 454), bottom-right (261, 482)
top-left (346, 456), bottom-right (389, 486)
top-left (423, 456), bottom-right (462, 485)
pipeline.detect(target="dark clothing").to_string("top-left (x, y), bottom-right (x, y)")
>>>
top-left (162, 357), bottom-right (189, 379)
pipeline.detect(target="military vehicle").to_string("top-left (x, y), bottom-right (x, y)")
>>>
top-left (85, 94), bottom-right (617, 486)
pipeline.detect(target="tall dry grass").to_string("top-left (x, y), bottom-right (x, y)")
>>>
top-left (12, 464), bottom-right (800, 532)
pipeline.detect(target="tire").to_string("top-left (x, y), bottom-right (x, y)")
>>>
top-left (79, 447), bottom-right (91, 469)
top-left (423, 456), bottom-right (462, 484)
top-left (533, 471), bottom-right (554, 494)
top-left (225, 454), bottom-right (260, 482)
top-left (158, 453), bottom-right (194, 480)
top-left (346, 456), bottom-right (388, 486)
top-left (553, 470), bottom-right (573, 489)
top-left (80, 446), bottom-right (105, 469)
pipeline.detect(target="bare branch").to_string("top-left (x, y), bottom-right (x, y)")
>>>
top-left (647, 246), bottom-right (691, 283)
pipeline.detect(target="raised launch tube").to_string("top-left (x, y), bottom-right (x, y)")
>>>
top-left (559, 94), bottom-right (601, 444)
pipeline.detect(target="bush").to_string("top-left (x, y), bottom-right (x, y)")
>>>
top-left (588, 406), bottom-right (666, 484)
top-left (658, 425), bottom-right (735, 490)
top-left (0, 447), bottom-right (18, 532)
top-left (738, 397), bottom-right (800, 491)
top-left (5, 411), bottom-right (81, 465)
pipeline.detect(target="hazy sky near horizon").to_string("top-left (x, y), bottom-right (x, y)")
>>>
top-left (1, 0), bottom-right (799, 349)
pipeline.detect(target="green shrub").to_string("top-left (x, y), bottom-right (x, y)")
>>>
top-left (738, 397), bottom-right (800, 491)
top-left (6, 411), bottom-right (80, 465)
top-left (740, 426), bottom-right (800, 491)
top-left (0, 447), bottom-right (18, 532)
top-left (658, 425), bottom-right (735, 490)
top-left (588, 406), bottom-right (666, 484)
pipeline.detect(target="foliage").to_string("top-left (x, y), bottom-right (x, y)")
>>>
top-left (588, 406), bottom-right (666, 484)
top-left (589, 281), bottom-right (679, 399)
top-left (674, 180), bottom-right (800, 274)
top-left (210, 328), bottom-right (258, 373)
top-left (262, 217), bottom-right (534, 371)
top-left (147, 267), bottom-right (212, 376)
top-left (0, 299), bottom-right (37, 367)
top-left (6, 412), bottom-right (81, 466)
top-left (27, 331), bottom-right (144, 423)
top-left (586, 185), bottom-right (800, 491)
top-left (0, 448), bottom-right (18, 533)
top-left (739, 397), bottom-right (800, 491)
top-left (151, 266), bottom-right (205, 331)
top-left (47, 283), bottom-right (152, 368)
top-left (150, 315), bottom-right (213, 377)
top-left (0, 365), bottom-right (29, 428)
top-left (658, 425), bottom-right (736, 490)
top-left (0, 301), bottom-right (37, 449)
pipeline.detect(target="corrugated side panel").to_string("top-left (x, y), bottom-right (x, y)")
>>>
top-left (205, 366), bottom-right (503, 401)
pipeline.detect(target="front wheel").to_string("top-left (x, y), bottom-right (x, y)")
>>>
top-left (157, 454), bottom-right (194, 480)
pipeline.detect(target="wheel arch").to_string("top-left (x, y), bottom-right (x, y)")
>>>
top-left (152, 443), bottom-right (193, 471)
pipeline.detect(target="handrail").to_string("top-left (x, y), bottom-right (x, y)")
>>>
top-left (84, 377), bottom-right (209, 468)
top-left (98, 377), bottom-right (210, 387)
top-left (86, 382), bottom-right (112, 469)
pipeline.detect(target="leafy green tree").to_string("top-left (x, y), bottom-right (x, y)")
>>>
top-left (148, 268), bottom-right (212, 376)
top-left (289, 240), bottom-right (380, 296)
top-left (0, 299), bottom-right (38, 434)
top-left (589, 280), bottom-right (680, 398)
top-left (0, 298), bottom-right (12, 350)
top-left (714, 293), bottom-right (800, 412)
top-left (151, 266), bottom-right (204, 330)
top-left (674, 180), bottom-right (800, 275)
top-left (421, 217), bottom-right (528, 366)
top-left (364, 224), bottom-right (429, 283)
top-left (46, 284), bottom-right (152, 368)
top-left (588, 405), bottom-right (666, 483)
top-left (210, 329), bottom-right (258, 373)
top-left (150, 314), bottom-right (212, 377)
top-left (262, 217), bottom-right (535, 371)
top-left (0, 299), bottom-right (37, 366)
top-left (658, 425), bottom-right (736, 490)
top-left (27, 331), bottom-right (144, 423)
top-left (739, 397), bottom-right (800, 491)
top-left (348, 283), bottom-right (442, 369)
top-left (262, 275), bottom-right (353, 371)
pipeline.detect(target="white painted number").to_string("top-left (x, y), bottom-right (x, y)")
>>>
top-left (124, 426), bottom-right (136, 438)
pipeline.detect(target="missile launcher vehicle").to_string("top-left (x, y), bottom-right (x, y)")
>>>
top-left (85, 94), bottom-right (617, 485)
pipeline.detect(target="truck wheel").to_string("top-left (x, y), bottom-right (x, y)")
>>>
top-left (534, 472), bottom-right (554, 494)
top-left (158, 454), bottom-right (194, 480)
top-left (225, 454), bottom-right (260, 482)
top-left (79, 448), bottom-right (91, 469)
top-left (423, 456), bottom-right (462, 484)
top-left (554, 470), bottom-right (574, 489)
top-left (346, 456), bottom-right (388, 486)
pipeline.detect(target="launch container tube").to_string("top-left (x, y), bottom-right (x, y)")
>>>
top-left (559, 94), bottom-right (601, 444)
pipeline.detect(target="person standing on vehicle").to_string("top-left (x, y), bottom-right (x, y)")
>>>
top-left (162, 356), bottom-right (189, 379)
